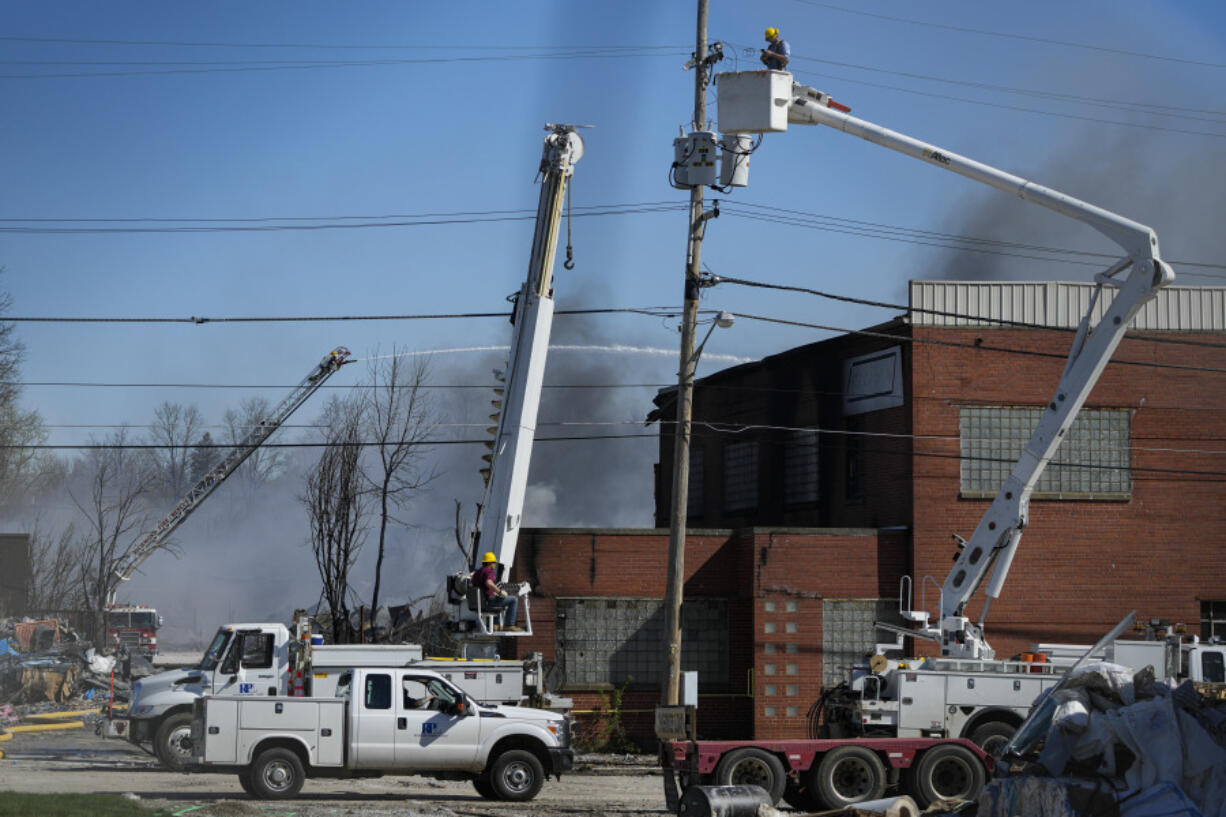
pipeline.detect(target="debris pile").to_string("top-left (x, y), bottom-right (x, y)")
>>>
top-left (980, 662), bottom-right (1226, 817)
top-left (0, 616), bottom-right (132, 706)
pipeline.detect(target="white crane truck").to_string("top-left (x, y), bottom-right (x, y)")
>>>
top-left (660, 69), bottom-right (1193, 812)
top-left (188, 666), bottom-right (572, 801)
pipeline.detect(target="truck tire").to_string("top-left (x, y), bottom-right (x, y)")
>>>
top-left (489, 749), bottom-right (545, 801)
top-left (714, 747), bottom-right (787, 805)
top-left (969, 721), bottom-right (1015, 756)
top-left (810, 745), bottom-right (886, 810)
top-left (907, 744), bottom-right (985, 808)
top-left (237, 769), bottom-right (257, 796)
top-left (472, 774), bottom-right (498, 800)
top-left (248, 747), bottom-right (306, 800)
top-left (154, 712), bottom-right (194, 771)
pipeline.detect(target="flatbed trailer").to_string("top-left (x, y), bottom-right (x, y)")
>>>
top-left (660, 736), bottom-right (990, 812)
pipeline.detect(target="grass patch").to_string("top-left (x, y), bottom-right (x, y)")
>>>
top-left (0, 792), bottom-right (168, 817)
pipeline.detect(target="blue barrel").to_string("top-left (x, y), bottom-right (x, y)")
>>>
top-left (678, 786), bottom-right (772, 817)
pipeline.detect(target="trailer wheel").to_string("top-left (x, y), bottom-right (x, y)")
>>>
top-left (969, 721), bottom-right (1015, 757)
top-left (714, 748), bottom-right (786, 804)
top-left (153, 712), bottom-right (194, 771)
top-left (490, 749), bottom-right (545, 801)
top-left (810, 746), bottom-right (886, 810)
top-left (472, 774), bottom-right (498, 800)
top-left (249, 747), bottom-right (306, 800)
top-left (908, 744), bottom-right (985, 808)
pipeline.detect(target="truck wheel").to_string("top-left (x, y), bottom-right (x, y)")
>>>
top-left (154, 712), bottom-right (194, 771)
top-left (472, 774), bottom-right (498, 800)
top-left (237, 769), bottom-right (256, 796)
top-left (810, 746), bottom-right (886, 810)
top-left (907, 744), bottom-right (985, 808)
top-left (714, 747), bottom-right (787, 805)
top-left (249, 747), bottom-right (306, 800)
top-left (490, 749), bottom-right (545, 802)
top-left (969, 721), bottom-right (1015, 757)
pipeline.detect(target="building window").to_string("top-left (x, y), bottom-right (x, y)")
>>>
top-left (822, 599), bottom-right (900, 687)
top-left (784, 430), bottom-right (819, 504)
top-left (1203, 601), bottom-right (1226, 640)
top-left (786, 684), bottom-right (798, 696)
top-left (786, 706), bottom-right (799, 717)
top-left (765, 706), bottom-right (777, 717)
top-left (764, 685), bottom-right (777, 696)
top-left (724, 441), bottom-right (758, 511)
top-left (555, 597), bottom-right (728, 688)
top-left (687, 446), bottom-right (704, 517)
top-left (845, 437), bottom-right (863, 503)
top-left (960, 406), bottom-right (1130, 499)
top-left (764, 643), bottom-right (777, 654)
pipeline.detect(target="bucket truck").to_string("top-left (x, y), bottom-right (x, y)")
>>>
top-left (446, 124), bottom-right (585, 647)
top-left (659, 71), bottom-right (1190, 812)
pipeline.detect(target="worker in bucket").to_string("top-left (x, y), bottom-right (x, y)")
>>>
top-left (473, 551), bottom-right (520, 631)
top-left (760, 27), bottom-right (790, 70)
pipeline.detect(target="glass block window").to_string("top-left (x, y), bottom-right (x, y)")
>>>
top-left (822, 599), bottom-right (900, 687)
top-left (960, 406), bottom-right (1130, 499)
top-left (765, 706), bottom-right (777, 717)
top-left (786, 684), bottom-right (798, 696)
top-left (555, 597), bottom-right (728, 688)
top-left (764, 601), bottom-right (776, 612)
top-left (786, 706), bottom-right (799, 717)
top-left (785, 622), bottom-right (798, 634)
top-left (785, 643), bottom-right (798, 654)
top-left (763, 664), bottom-right (776, 675)
top-left (764, 622), bottom-right (776, 634)
top-left (764, 685), bottom-right (777, 696)
top-left (784, 430), bottom-right (819, 504)
top-left (1203, 601), bottom-right (1226, 640)
top-left (764, 643), bottom-right (777, 654)
top-left (724, 441), bottom-right (758, 511)
top-left (785, 601), bottom-right (798, 613)
top-left (687, 446), bottom-right (704, 517)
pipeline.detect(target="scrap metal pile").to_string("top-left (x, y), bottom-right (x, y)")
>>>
top-left (0, 616), bottom-right (143, 706)
top-left (980, 662), bottom-right (1226, 817)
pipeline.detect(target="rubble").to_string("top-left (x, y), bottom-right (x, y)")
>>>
top-left (0, 616), bottom-right (134, 707)
top-left (981, 662), bottom-right (1226, 817)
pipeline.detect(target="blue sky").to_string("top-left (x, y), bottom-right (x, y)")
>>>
top-left (3, 2), bottom-right (1226, 635)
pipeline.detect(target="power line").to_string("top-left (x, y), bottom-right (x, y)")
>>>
top-left (786, 0), bottom-right (1226, 71)
top-left (0, 36), bottom-right (684, 52)
top-left (0, 305), bottom-right (691, 324)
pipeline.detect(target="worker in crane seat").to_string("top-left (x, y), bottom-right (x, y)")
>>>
top-left (760, 27), bottom-right (790, 70)
top-left (472, 551), bottom-right (521, 631)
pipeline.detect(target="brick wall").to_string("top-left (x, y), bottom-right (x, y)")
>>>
top-left (910, 326), bottom-right (1226, 656)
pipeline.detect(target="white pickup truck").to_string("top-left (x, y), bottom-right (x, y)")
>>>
top-left (189, 667), bottom-right (573, 801)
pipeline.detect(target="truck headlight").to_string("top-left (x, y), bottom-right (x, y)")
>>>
top-left (132, 705), bottom-right (154, 717)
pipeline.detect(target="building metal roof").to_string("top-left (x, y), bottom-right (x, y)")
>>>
top-left (909, 281), bottom-right (1226, 332)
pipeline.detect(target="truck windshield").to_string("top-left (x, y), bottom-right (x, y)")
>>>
top-left (199, 630), bottom-right (232, 671)
top-left (130, 612), bottom-right (158, 629)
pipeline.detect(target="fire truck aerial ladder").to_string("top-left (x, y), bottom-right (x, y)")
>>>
top-left (105, 346), bottom-right (351, 606)
top-left (713, 71), bottom-right (1174, 661)
top-left (447, 124), bottom-right (585, 643)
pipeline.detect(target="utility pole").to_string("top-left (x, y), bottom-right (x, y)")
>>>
top-left (662, 0), bottom-right (709, 707)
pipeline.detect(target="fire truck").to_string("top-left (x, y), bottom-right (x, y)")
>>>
top-left (104, 604), bottom-right (163, 657)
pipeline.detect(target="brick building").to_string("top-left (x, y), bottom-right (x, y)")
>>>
top-left (508, 281), bottom-right (1226, 743)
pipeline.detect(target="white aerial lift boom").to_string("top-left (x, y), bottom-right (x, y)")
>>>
top-left (106, 347), bottom-right (351, 606)
top-left (447, 124), bottom-right (585, 642)
top-left (714, 71), bottom-right (1174, 661)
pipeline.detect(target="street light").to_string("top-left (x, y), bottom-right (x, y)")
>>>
top-left (662, 310), bottom-right (735, 707)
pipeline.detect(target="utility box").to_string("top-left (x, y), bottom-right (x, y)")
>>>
top-left (717, 70), bottom-right (793, 134)
top-left (719, 134), bottom-right (753, 187)
top-left (672, 132), bottom-right (718, 187)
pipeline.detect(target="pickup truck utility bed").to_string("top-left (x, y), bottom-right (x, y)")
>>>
top-left (190, 667), bottom-right (572, 801)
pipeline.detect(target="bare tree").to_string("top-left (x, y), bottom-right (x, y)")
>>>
top-left (69, 429), bottom-right (156, 643)
top-left (145, 401), bottom-right (204, 497)
top-left (0, 281), bottom-right (44, 500)
top-left (303, 397), bottom-right (366, 644)
top-left (224, 397), bottom-right (288, 488)
top-left (27, 519), bottom-right (83, 612)
top-left (361, 353), bottom-right (436, 614)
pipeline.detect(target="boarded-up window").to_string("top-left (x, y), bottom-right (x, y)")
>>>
top-left (822, 599), bottom-right (899, 687)
top-left (556, 597), bottom-right (728, 688)
top-left (724, 441), bottom-right (758, 511)
top-left (960, 406), bottom-right (1130, 499)
top-left (784, 430), bottom-right (819, 504)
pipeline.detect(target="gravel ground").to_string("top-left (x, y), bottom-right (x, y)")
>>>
top-left (0, 725), bottom-right (668, 817)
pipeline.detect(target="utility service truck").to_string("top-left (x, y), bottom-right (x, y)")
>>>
top-left (659, 66), bottom-right (1187, 812)
top-left (112, 620), bottom-right (547, 770)
top-left (188, 666), bottom-right (572, 801)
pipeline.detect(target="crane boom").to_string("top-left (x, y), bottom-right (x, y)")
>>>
top-left (449, 124), bottom-right (584, 641)
top-left (107, 346), bottom-right (351, 604)
top-left (716, 71), bottom-right (1174, 659)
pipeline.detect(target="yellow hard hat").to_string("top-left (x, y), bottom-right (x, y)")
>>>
top-left (764, 27), bottom-right (779, 41)
top-left (482, 552), bottom-right (498, 564)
